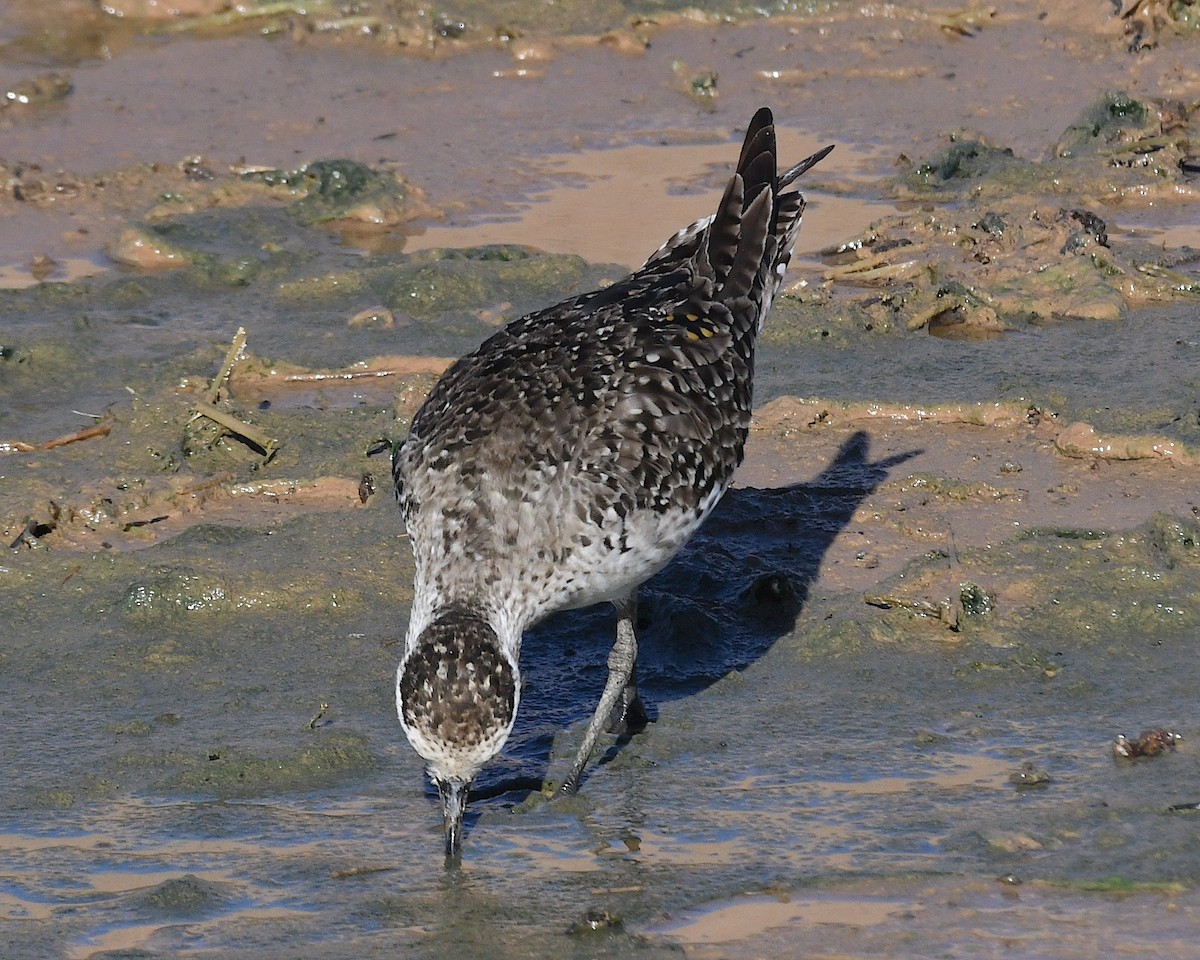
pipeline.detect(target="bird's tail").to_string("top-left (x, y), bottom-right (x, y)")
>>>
top-left (713, 107), bottom-right (833, 326)
top-left (643, 109), bottom-right (832, 331)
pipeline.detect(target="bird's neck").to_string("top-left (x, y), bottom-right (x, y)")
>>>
top-left (407, 594), bottom-right (524, 662)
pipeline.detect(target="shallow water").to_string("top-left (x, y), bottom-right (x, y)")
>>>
top-left (3, 2), bottom-right (1200, 957)
top-left (4, 500), bottom-right (1200, 957)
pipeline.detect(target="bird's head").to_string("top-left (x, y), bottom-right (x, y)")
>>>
top-left (396, 607), bottom-right (519, 859)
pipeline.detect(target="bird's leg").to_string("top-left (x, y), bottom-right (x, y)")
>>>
top-left (556, 594), bottom-right (639, 798)
top-left (609, 607), bottom-right (648, 734)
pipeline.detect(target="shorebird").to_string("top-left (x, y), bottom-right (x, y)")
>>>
top-left (393, 108), bottom-right (832, 858)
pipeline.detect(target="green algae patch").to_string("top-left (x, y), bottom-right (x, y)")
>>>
top-left (122, 566), bottom-right (235, 617)
top-left (1054, 92), bottom-right (1159, 159)
top-left (110, 0), bottom-right (856, 51)
top-left (812, 93), bottom-right (1200, 337)
top-left (272, 245), bottom-right (612, 339)
top-left (1, 318), bottom-right (404, 554)
top-left (1017, 516), bottom-right (1200, 641)
top-left (896, 94), bottom-right (1199, 204)
top-left (106, 225), bottom-right (194, 271)
top-left (772, 511), bottom-right (1200, 674)
top-left (757, 292), bottom-right (891, 344)
top-left (118, 558), bottom-right (363, 623)
top-left (987, 255), bottom-right (1124, 324)
top-left (819, 198), bottom-right (1198, 332)
top-left (902, 472), bottom-right (1023, 503)
top-left (1053, 421), bottom-right (1196, 464)
top-left (134, 730), bottom-right (378, 798)
top-left (1, 152), bottom-right (425, 303)
top-left (773, 614), bottom-right (879, 661)
top-left (134, 874), bottom-right (234, 917)
top-left (275, 269), bottom-right (373, 303)
top-left (382, 246), bottom-right (594, 322)
top-left (242, 159), bottom-right (417, 229)
top-left (903, 134), bottom-right (1041, 196)
top-left (137, 158), bottom-right (423, 241)
top-left (1042, 876), bottom-right (1189, 894)
top-left (851, 511), bottom-right (1200, 655)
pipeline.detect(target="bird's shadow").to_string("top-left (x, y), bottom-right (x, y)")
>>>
top-left (468, 430), bottom-right (920, 804)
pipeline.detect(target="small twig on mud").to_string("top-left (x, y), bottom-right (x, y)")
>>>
top-left (330, 864), bottom-right (397, 879)
top-left (41, 423), bottom-right (113, 450)
top-left (157, 1), bottom-right (329, 33)
top-left (205, 326), bottom-right (248, 405)
top-left (933, 8), bottom-right (993, 37)
top-left (307, 701), bottom-right (329, 730)
top-left (190, 405), bottom-right (279, 458)
top-left (9, 521), bottom-right (36, 549)
top-left (175, 471), bottom-right (234, 500)
top-left (823, 257), bottom-right (920, 284)
top-left (189, 327), bottom-right (279, 459)
top-left (282, 368), bottom-right (401, 383)
top-left (1, 423), bottom-right (112, 455)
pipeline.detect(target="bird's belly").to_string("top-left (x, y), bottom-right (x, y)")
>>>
top-left (556, 506), bottom-right (705, 606)
top-left (409, 445), bottom-right (733, 631)
top-left (491, 477), bottom-right (727, 626)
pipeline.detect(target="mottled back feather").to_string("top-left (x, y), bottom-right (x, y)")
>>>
top-left (394, 109), bottom-right (832, 644)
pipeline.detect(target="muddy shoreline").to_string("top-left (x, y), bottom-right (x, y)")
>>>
top-left (3, 1), bottom-right (1200, 957)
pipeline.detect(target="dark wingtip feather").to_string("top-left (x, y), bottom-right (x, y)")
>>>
top-left (780, 144), bottom-right (834, 189)
top-left (643, 111), bottom-right (833, 312)
top-left (720, 115), bottom-right (834, 307)
top-left (736, 109), bottom-right (778, 203)
top-left (709, 108), bottom-right (781, 300)
top-left (737, 108), bottom-right (776, 173)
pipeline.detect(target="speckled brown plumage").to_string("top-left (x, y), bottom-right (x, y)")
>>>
top-left (393, 108), bottom-right (832, 858)
top-left (397, 605), bottom-right (517, 756)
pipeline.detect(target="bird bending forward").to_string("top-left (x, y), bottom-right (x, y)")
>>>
top-left (393, 108), bottom-right (832, 858)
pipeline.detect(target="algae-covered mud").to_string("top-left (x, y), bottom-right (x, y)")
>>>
top-left (3, 1), bottom-right (1200, 957)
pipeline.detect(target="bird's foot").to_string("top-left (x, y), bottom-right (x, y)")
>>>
top-left (607, 684), bottom-right (648, 737)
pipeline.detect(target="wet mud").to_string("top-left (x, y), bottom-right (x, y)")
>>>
top-left (2, 1), bottom-right (1200, 957)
